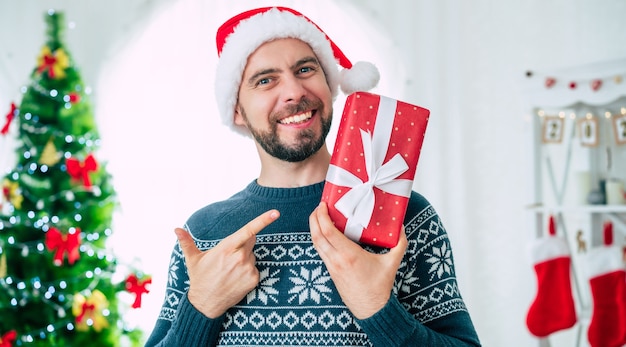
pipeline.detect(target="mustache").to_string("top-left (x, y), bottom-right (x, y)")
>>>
top-left (274, 97), bottom-right (323, 120)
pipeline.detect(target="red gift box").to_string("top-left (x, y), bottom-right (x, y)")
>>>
top-left (322, 92), bottom-right (430, 248)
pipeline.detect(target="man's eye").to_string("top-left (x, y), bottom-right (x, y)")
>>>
top-left (298, 66), bottom-right (313, 74)
top-left (257, 78), bottom-right (270, 86)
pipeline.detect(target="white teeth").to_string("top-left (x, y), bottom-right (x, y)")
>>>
top-left (279, 111), bottom-right (312, 124)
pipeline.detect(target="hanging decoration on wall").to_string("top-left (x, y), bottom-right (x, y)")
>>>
top-left (537, 108), bottom-right (626, 146)
top-left (614, 113), bottom-right (626, 145)
top-left (541, 115), bottom-right (565, 143)
top-left (578, 114), bottom-right (599, 147)
top-left (584, 221), bottom-right (626, 347)
top-left (526, 215), bottom-right (578, 338)
top-left (526, 70), bottom-right (624, 92)
top-left (591, 79), bottom-right (602, 91)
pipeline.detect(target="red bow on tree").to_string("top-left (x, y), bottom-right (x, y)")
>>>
top-left (38, 54), bottom-right (57, 77)
top-left (36, 47), bottom-right (69, 79)
top-left (125, 274), bottom-right (152, 308)
top-left (0, 330), bottom-right (17, 347)
top-left (45, 227), bottom-right (81, 265)
top-left (66, 154), bottom-right (98, 187)
top-left (1, 103), bottom-right (17, 136)
top-left (76, 302), bottom-right (96, 323)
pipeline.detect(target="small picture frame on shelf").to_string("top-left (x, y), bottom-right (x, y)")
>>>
top-left (579, 116), bottom-right (599, 147)
top-left (613, 114), bottom-right (626, 145)
top-left (542, 116), bottom-right (565, 143)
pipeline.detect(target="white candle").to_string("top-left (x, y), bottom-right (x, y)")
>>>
top-left (574, 171), bottom-right (591, 205)
top-left (606, 179), bottom-right (626, 205)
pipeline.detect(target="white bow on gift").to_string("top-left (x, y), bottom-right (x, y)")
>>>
top-left (326, 96), bottom-right (413, 242)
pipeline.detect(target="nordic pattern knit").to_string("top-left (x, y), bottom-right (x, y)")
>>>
top-left (144, 181), bottom-right (481, 346)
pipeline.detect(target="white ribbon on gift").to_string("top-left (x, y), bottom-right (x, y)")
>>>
top-left (326, 96), bottom-right (413, 242)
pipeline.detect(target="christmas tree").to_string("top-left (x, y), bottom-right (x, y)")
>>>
top-left (0, 10), bottom-right (150, 346)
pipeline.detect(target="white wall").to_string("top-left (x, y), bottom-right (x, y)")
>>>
top-left (345, 2), bottom-right (626, 346)
top-left (2, 1), bottom-right (626, 346)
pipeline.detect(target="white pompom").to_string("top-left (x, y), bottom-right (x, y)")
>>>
top-left (339, 61), bottom-right (380, 95)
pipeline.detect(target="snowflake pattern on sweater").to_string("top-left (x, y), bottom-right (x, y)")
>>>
top-left (146, 181), bottom-right (479, 346)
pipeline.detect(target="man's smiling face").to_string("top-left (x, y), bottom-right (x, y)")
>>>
top-left (234, 38), bottom-right (333, 162)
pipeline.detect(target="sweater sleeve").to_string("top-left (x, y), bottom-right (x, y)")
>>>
top-left (357, 192), bottom-right (481, 346)
top-left (143, 240), bottom-right (225, 346)
top-left (144, 294), bottom-right (224, 347)
top-left (357, 296), bottom-right (481, 346)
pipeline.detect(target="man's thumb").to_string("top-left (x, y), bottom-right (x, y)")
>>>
top-left (174, 227), bottom-right (200, 258)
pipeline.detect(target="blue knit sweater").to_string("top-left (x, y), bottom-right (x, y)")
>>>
top-left (144, 181), bottom-right (480, 346)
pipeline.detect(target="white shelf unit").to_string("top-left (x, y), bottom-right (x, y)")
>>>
top-left (523, 58), bottom-right (626, 347)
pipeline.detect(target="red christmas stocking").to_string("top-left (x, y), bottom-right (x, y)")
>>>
top-left (586, 221), bottom-right (626, 347)
top-left (526, 215), bottom-right (577, 337)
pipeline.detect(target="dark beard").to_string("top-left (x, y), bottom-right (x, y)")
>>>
top-left (240, 98), bottom-right (332, 162)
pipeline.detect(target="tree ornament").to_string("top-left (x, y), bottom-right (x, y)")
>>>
top-left (125, 274), bottom-right (152, 308)
top-left (44, 227), bottom-right (81, 265)
top-left (68, 92), bottom-right (81, 103)
top-left (1, 102), bottom-right (17, 136)
top-left (2, 179), bottom-right (23, 209)
top-left (39, 138), bottom-right (61, 166)
top-left (0, 253), bottom-right (6, 278)
top-left (72, 290), bottom-right (110, 332)
top-left (36, 46), bottom-right (69, 79)
top-left (0, 330), bottom-right (17, 347)
top-left (66, 154), bottom-right (98, 187)
top-left (526, 215), bottom-right (577, 337)
top-left (585, 221), bottom-right (626, 347)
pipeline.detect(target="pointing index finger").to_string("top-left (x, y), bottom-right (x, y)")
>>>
top-left (229, 209), bottom-right (280, 249)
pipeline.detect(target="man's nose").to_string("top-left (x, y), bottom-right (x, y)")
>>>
top-left (281, 75), bottom-right (307, 103)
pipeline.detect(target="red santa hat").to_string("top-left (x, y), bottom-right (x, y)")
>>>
top-left (215, 6), bottom-right (380, 137)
